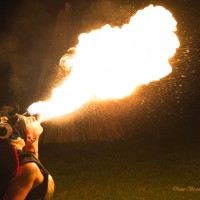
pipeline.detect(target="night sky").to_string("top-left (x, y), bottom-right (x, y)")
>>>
top-left (0, 0), bottom-right (199, 142)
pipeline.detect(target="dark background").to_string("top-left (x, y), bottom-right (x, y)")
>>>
top-left (0, 0), bottom-right (200, 143)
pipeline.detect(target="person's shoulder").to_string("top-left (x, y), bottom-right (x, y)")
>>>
top-left (10, 162), bottom-right (40, 188)
top-left (19, 162), bottom-right (40, 176)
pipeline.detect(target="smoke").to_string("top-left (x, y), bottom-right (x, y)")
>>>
top-left (0, 0), bottom-right (52, 107)
top-left (79, 0), bottom-right (135, 32)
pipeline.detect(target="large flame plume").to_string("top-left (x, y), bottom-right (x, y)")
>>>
top-left (29, 5), bottom-right (180, 121)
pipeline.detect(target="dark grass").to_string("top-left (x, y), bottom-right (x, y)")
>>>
top-left (39, 132), bottom-right (200, 200)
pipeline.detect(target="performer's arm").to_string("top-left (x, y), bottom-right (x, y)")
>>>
top-left (3, 162), bottom-right (44, 200)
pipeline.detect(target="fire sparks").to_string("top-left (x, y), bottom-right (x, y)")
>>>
top-left (29, 5), bottom-right (180, 121)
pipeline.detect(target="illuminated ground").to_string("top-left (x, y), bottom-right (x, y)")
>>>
top-left (40, 132), bottom-right (200, 200)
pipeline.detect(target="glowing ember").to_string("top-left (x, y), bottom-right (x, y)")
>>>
top-left (29, 5), bottom-right (180, 121)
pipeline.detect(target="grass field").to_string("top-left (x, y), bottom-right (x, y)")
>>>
top-left (39, 134), bottom-right (200, 200)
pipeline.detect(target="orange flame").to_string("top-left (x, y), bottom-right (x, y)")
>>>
top-left (29, 5), bottom-right (180, 121)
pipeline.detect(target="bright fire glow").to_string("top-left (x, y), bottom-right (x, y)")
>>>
top-left (29, 5), bottom-right (180, 121)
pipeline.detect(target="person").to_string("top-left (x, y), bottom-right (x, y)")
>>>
top-left (0, 114), bottom-right (55, 200)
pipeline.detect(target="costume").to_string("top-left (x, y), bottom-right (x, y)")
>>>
top-left (18, 151), bottom-right (49, 200)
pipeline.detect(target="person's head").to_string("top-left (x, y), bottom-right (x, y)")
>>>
top-left (22, 115), bottom-right (43, 153)
top-left (0, 114), bottom-right (43, 150)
